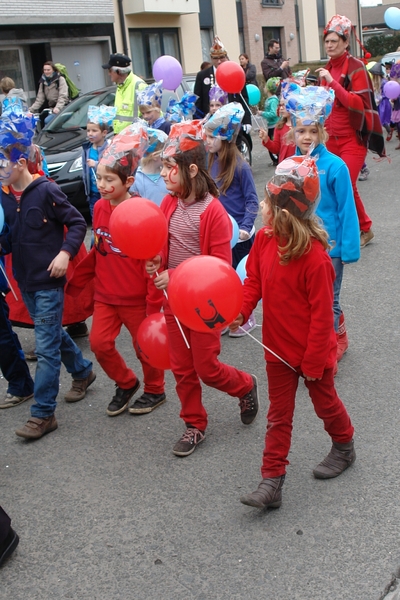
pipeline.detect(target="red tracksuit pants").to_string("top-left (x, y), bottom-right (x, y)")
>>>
top-left (164, 304), bottom-right (253, 432)
top-left (261, 362), bottom-right (354, 478)
top-left (327, 132), bottom-right (372, 233)
top-left (90, 301), bottom-right (165, 393)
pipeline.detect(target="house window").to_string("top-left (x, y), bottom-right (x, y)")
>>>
top-left (200, 28), bottom-right (214, 63)
top-left (129, 29), bottom-right (181, 80)
top-left (261, 0), bottom-right (284, 6)
top-left (262, 27), bottom-right (282, 56)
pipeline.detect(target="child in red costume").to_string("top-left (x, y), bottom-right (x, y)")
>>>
top-left (146, 121), bottom-right (259, 457)
top-left (259, 99), bottom-right (296, 164)
top-left (67, 123), bottom-right (166, 417)
top-left (232, 155), bottom-right (355, 510)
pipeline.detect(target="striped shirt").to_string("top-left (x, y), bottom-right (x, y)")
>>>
top-left (168, 193), bottom-right (214, 269)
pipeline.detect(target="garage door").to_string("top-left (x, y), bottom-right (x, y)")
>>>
top-left (51, 43), bottom-right (108, 95)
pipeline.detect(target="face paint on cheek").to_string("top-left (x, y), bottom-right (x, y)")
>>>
top-left (0, 167), bottom-right (13, 181)
top-left (168, 165), bottom-right (179, 185)
top-left (108, 186), bottom-right (115, 194)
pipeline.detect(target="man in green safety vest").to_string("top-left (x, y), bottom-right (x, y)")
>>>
top-left (102, 53), bottom-right (146, 134)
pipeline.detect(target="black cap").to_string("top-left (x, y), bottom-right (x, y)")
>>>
top-left (102, 53), bottom-right (131, 69)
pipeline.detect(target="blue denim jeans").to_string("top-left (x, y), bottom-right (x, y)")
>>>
top-left (22, 288), bottom-right (93, 418)
top-left (331, 257), bottom-right (344, 333)
top-left (0, 292), bottom-right (34, 397)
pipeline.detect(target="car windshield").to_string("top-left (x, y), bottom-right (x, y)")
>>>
top-left (45, 89), bottom-right (116, 132)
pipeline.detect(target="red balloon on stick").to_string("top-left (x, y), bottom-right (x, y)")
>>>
top-left (109, 197), bottom-right (168, 259)
top-left (216, 61), bottom-right (246, 94)
top-left (137, 313), bottom-right (170, 370)
top-left (168, 256), bottom-right (243, 333)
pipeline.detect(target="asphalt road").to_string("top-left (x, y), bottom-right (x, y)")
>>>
top-left (1, 134), bottom-right (400, 600)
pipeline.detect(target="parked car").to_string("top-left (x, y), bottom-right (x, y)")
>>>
top-left (380, 51), bottom-right (400, 68)
top-left (35, 77), bottom-right (196, 216)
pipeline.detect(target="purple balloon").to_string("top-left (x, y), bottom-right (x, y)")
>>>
top-left (153, 55), bottom-right (183, 91)
top-left (384, 80), bottom-right (400, 100)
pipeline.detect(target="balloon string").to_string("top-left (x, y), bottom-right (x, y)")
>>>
top-left (239, 93), bottom-right (254, 119)
top-left (156, 271), bottom-right (190, 349)
top-left (237, 325), bottom-right (297, 372)
top-left (0, 261), bottom-right (18, 301)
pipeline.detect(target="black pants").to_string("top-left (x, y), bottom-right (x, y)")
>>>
top-left (0, 292), bottom-right (34, 397)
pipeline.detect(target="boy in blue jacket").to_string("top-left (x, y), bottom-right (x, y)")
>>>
top-left (283, 84), bottom-right (360, 367)
top-left (82, 104), bottom-right (115, 219)
top-left (0, 110), bottom-right (95, 440)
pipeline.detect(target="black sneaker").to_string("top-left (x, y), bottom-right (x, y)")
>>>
top-left (65, 322), bottom-right (89, 338)
top-left (172, 427), bottom-right (205, 457)
top-left (128, 392), bottom-right (166, 414)
top-left (106, 380), bottom-right (140, 416)
top-left (239, 374), bottom-right (259, 425)
top-left (0, 527), bottom-right (19, 567)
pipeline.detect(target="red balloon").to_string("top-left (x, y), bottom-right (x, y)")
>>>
top-left (137, 313), bottom-right (170, 370)
top-left (109, 197), bottom-right (168, 259)
top-left (168, 256), bottom-right (243, 333)
top-left (216, 61), bottom-right (246, 94)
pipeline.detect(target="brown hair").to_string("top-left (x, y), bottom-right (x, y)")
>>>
top-left (103, 155), bottom-right (137, 184)
top-left (239, 53), bottom-right (249, 61)
top-left (268, 39), bottom-right (279, 50)
top-left (0, 77), bottom-right (15, 94)
top-left (207, 139), bottom-right (243, 195)
top-left (167, 143), bottom-right (218, 200)
top-left (264, 193), bottom-right (330, 265)
top-left (87, 121), bottom-right (109, 132)
top-left (276, 115), bottom-right (289, 130)
top-left (43, 61), bottom-right (59, 73)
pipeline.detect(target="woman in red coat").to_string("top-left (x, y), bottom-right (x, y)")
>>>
top-left (316, 14), bottom-right (385, 248)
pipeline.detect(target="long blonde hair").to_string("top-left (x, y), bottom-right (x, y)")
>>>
top-left (266, 195), bottom-right (330, 265)
top-left (207, 139), bottom-right (244, 194)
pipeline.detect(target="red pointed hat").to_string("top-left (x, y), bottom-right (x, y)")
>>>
top-left (266, 155), bottom-right (320, 220)
top-left (162, 120), bottom-right (205, 157)
top-left (324, 14), bottom-right (352, 40)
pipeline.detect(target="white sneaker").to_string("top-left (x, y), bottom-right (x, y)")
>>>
top-left (229, 313), bottom-right (257, 337)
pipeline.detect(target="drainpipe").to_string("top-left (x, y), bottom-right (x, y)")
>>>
top-left (357, 0), bottom-right (363, 47)
top-left (117, 0), bottom-right (129, 55)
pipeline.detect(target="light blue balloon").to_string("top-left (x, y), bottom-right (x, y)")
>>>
top-left (246, 84), bottom-right (261, 107)
top-left (229, 214), bottom-right (239, 248)
top-left (236, 254), bottom-right (248, 284)
top-left (385, 7), bottom-right (400, 30)
top-left (0, 203), bottom-right (4, 234)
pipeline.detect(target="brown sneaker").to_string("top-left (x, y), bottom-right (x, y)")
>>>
top-left (240, 476), bottom-right (285, 509)
top-left (64, 371), bottom-right (96, 402)
top-left (172, 427), bottom-right (205, 457)
top-left (15, 415), bottom-right (58, 439)
top-left (313, 440), bottom-right (356, 479)
top-left (0, 393), bottom-right (34, 409)
top-left (360, 230), bottom-right (374, 248)
top-left (238, 374), bottom-right (259, 425)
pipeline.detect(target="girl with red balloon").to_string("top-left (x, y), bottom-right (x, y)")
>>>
top-left (234, 156), bottom-right (355, 511)
top-left (204, 102), bottom-right (259, 337)
top-left (67, 123), bottom-right (166, 418)
top-left (146, 121), bottom-right (258, 457)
